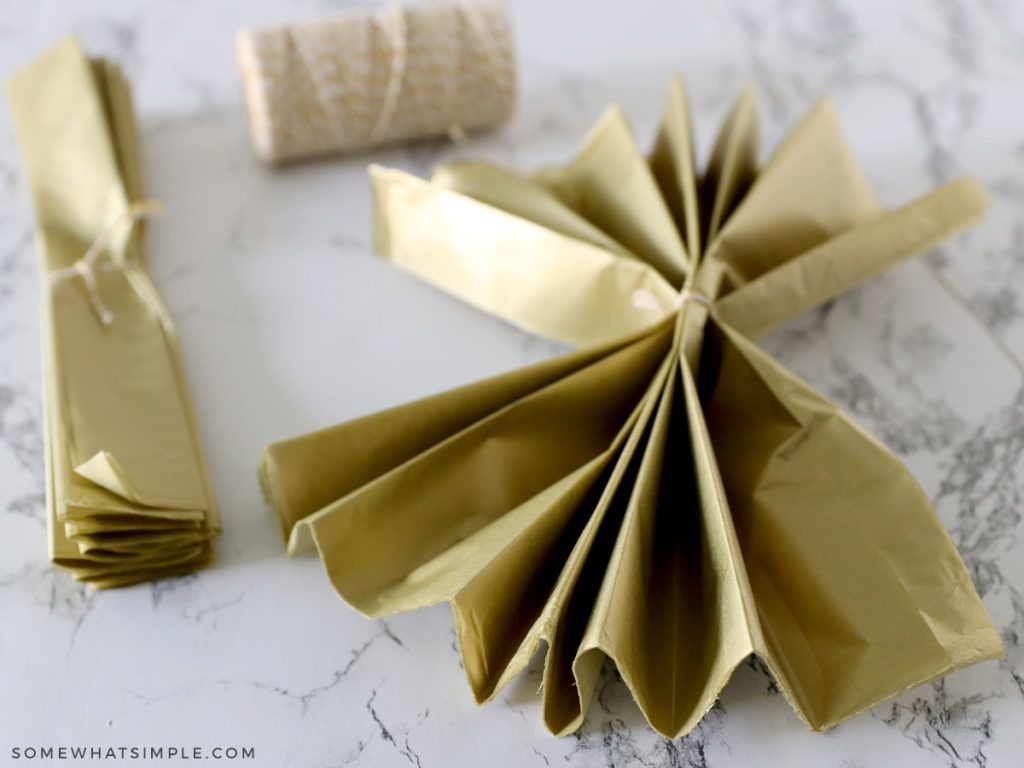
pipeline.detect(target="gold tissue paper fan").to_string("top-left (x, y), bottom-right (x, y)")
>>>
top-left (261, 77), bottom-right (1004, 738)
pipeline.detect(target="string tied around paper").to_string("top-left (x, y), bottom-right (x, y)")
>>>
top-left (632, 288), bottom-right (712, 314)
top-left (48, 200), bottom-right (164, 327)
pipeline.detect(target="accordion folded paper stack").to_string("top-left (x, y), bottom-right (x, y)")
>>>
top-left (261, 77), bottom-right (1004, 736)
top-left (7, 39), bottom-right (220, 588)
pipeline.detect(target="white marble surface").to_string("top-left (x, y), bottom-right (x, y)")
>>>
top-left (1, 0), bottom-right (1023, 765)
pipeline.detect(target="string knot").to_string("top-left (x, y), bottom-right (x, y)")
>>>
top-left (632, 288), bottom-right (712, 313)
top-left (49, 200), bottom-right (164, 327)
top-left (679, 289), bottom-right (712, 308)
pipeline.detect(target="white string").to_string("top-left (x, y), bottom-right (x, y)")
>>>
top-left (48, 201), bottom-right (164, 327)
top-left (680, 289), bottom-right (712, 308)
top-left (368, 5), bottom-right (408, 145)
top-left (632, 288), bottom-right (711, 314)
top-left (368, 1), bottom-right (509, 146)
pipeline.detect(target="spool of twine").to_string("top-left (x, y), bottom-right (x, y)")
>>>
top-left (236, 1), bottom-right (517, 164)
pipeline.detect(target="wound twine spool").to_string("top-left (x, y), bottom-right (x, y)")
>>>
top-left (236, 1), bottom-right (517, 164)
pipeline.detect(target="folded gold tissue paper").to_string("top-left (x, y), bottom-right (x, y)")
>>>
top-left (7, 38), bottom-right (220, 588)
top-left (263, 77), bottom-right (1004, 736)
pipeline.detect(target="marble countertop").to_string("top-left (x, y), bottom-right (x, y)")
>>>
top-left (2, 0), bottom-right (1023, 766)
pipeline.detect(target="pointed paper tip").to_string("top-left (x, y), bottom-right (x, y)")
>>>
top-left (810, 95), bottom-right (836, 115)
top-left (132, 199), bottom-right (165, 218)
top-left (73, 449), bottom-right (138, 503)
top-left (953, 175), bottom-right (992, 213)
top-left (596, 102), bottom-right (630, 132)
top-left (737, 82), bottom-right (758, 105)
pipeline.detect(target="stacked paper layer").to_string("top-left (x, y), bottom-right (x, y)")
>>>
top-left (8, 39), bottom-right (219, 588)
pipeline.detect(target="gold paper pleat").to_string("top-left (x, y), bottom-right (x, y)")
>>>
top-left (7, 38), bottom-right (219, 587)
top-left (263, 77), bottom-right (1003, 736)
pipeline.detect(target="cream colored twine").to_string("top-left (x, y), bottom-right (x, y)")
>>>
top-left (237, 1), bottom-right (516, 163)
top-left (368, 5), bottom-right (409, 145)
top-left (48, 201), bottom-right (163, 326)
top-left (448, 1), bottom-right (513, 141)
top-left (369, 3), bottom-right (504, 145)
top-left (363, 1), bottom-right (515, 147)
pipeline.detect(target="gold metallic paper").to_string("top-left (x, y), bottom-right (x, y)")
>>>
top-left (7, 39), bottom-right (220, 588)
top-left (261, 77), bottom-right (1004, 736)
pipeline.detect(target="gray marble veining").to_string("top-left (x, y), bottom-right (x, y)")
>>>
top-left (1, 1), bottom-right (1022, 766)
